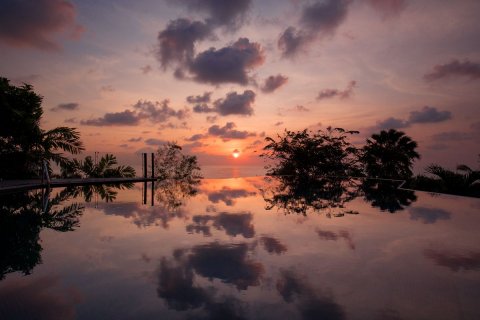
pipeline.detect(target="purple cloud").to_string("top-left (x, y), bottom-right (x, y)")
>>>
top-left (172, 0), bottom-right (252, 30)
top-left (193, 90), bottom-right (256, 116)
top-left (186, 92), bottom-right (212, 104)
top-left (50, 102), bottom-right (79, 112)
top-left (81, 100), bottom-right (189, 126)
top-left (424, 59), bottom-right (480, 82)
top-left (189, 38), bottom-right (265, 85)
top-left (156, 18), bottom-right (213, 69)
top-left (0, 0), bottom-right (84, 50)
top-left (317, 81), bottom-right (357, 100)
top-left (278, 0), bottom-right (353, 57)
top-left (261, 74), bottom-right (289, 93)
top-left (408, 106), bottom-right (452, 124)
top-left (208, 122), bottom-right (257, 140)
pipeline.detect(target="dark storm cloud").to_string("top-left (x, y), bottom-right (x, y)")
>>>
top-left (50, 102), bottom-right (79, 112)
top-left (408, 106), bottom-right (452, 124)
top-left (0, 0), bottom-right (83, 50)
top-left (316, 81), bottom-right (357, 100)
top-left (365, 0), bottom-right (407, 18)
top-left (81, 100), bottom-right (189, 126)
top-left (190, 90), bottom-right (257, 118)
top-left (208, 122), bottom-right (257, 140)
top-left (208, 187), bottom-right (257, 206)
top-left (409, 207), bottom-right (451, 224)
top-left (186, 92), bottom-right (212, 104)
top-left (260, 236), bottom-right (287, 255)
top-left (174, 0), bottom-right (252, 30)
top-left (261, 75), bottom-right (289, 93)
top-left (278, 0), bottom-right (352, 57)
top-left (189, 38), bottom-right (265, 85)
top-left (424, 59), bottom-right (480, 82)
top-left (276, 270), bottom-right (346, 320)
top-left (424, 248), bottom-right (480, 272)
top-left (156, 18), bottom-right (213, 69)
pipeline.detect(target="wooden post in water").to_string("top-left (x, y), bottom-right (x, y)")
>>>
top-left (143, 153), bottom-right (147, 179)
top-left (151, 153), bottom-right (155, 179)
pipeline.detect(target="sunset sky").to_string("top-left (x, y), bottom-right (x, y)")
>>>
top-left (1, 0), bottom-right (479, 170)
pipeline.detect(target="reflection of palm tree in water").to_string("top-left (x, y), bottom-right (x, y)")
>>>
top-left (361, 180), bottom-right (417, 213)
top-left (0, 183), bottom-right (133, 280)
top-left (0, 189), bottom-right (83, 280)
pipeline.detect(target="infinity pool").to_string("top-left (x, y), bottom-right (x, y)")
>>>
top-left (1, 177), bottom-right (479, 319)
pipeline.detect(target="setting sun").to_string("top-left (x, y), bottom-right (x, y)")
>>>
top-left (232, 149), bottom-right (240, 158)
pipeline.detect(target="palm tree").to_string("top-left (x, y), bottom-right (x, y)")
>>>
top-left (361, 129), bottom-right (420, 179)
top-left (421, 164), bottom-right (480, 196)
top-left (61, 154), bottom-right (135, 178)
top-left (0, 77), bottom-right (84, 178)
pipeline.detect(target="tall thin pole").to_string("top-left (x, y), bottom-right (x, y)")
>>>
top-left (151, 153), bottom-right (155, 179)
top-left (143, 153), bottom-right (147, 179)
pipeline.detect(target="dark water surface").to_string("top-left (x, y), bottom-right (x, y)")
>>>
top-left (1, 177), bottom-right (479, 319)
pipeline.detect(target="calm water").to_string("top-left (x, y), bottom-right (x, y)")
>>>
top-left (1, 177), bottom-right (480, 320)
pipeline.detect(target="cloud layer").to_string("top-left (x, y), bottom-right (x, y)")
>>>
top-left (317, 81), bottom-right (357, 100)
top-left (81, 100), bottom-right (188, 126)
top-left (278, 0), bottom-right (352, 57)
top-left (0, 0), bottom-right (83, 50)
top-left (424, 59), bottom-right (480, 82)
top-left (193, 90), bottom-right (256, 116)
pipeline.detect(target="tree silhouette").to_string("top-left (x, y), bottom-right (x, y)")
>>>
top-left (361, 129), bottom-right (419, 179)
top-left (154, 142), bottom-right (203, 182)
top-left (61, 154), bottom-right (135, 178)
top-left (261, 127), bottom-right (361, 178)
top-left (0, 77), bottom-right (84, 179)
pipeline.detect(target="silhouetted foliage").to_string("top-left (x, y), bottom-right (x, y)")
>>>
top-left (408, 162), bottom-right (480, 197)
top-left (261, 127), bottom-right (361, 178)
top-left (61, 153), bottom-right (136, 178)
top-left (154, 142), bottom-right (203, 182)
top-left (361, 180), bottom-right (417, 213)
top-left (0, 77), bottom-right (84, 179)
top-left (361, 129), bottom-right (419, 179)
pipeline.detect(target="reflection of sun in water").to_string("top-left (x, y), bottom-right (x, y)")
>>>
top-left (232, 149), bottom-right (240, 158)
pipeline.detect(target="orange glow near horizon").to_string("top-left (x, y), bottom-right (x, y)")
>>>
top-left (232, 149), bottom-right (240, 158)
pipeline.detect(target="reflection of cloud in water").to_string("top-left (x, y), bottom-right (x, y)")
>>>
top-left (102, 203), bottom-right (187, 229)
top-left (156, 242), bottom-right (263, 317)
top-left (189, 242), bottom-right (263, 290)
top-left (424, 248), bottom-right (480, 272)
top-left (409, 207), bottom-right (451, 224)
top-left (316, 229), bottom-right (355, 250)
top-left (276, 270), bottom-right (345, 320)
top-left (260, 236), bottom-right (287, 255)
top-left (207, 187), bottom-right (256, 206)
top-left (0, 276), bottom-right (83, 320)
top-left (186, 212), bottom-right (255, 238)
